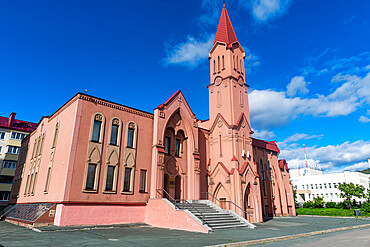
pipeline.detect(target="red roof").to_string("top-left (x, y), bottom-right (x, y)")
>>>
top-left (0, 113), bottom-right (37, 133)
top-left (214, 4), bottom-right (238, 46)
top-left (279, 159), bottom-right (290, 170)
top-left (252, 138), bottom-right (280, 153)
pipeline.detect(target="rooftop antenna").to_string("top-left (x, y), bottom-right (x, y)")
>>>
top-left (303, 144), bottom-right (308, 168)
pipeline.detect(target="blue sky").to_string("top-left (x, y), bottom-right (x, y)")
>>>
top-left (1, 0), bottom-right (369, 173)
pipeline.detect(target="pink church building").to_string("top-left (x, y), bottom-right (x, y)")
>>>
top-left (4, 4), bottom-right (295, 232)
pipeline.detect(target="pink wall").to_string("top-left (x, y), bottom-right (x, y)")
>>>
top-left (145, 199), bottom-right (208, 233)
top-left (65, 96), bottom-right (153, 203)
top-left (15, 98), bottom-right (79, 204)
top-left (54, 203), bottom-right (146, 226)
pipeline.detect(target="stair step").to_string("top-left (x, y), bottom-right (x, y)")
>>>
top-left (206, 221), bottom-right (243, 226)
top-left (211, 224), bottom-right (248, 230)
top-left (172, 200), bottom-right (251, 231)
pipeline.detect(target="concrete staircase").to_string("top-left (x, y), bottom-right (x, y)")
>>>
top-left (175, 200), bottom-right (254, 230)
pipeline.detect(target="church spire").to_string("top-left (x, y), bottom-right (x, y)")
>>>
top-left (214, 3), bottom-right (238, 46)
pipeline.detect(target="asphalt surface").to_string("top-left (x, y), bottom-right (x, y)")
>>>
top-left (258, 226), bottom-right (370, 246)
top-left (0, 216), bottom-right (369, 246)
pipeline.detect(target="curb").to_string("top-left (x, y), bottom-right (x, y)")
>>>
top-left (210, 223), bottom-right (370, 247)
top-left (297, 215), bottom-right (370, 219)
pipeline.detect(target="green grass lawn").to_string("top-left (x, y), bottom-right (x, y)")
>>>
top-left (296, 208), bottom-right (370, 217)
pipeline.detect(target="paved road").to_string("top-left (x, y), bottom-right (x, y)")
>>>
top-left (0, 216), bottom-right (369, 246)
top-left (258, 226), bottom-right (370, 247)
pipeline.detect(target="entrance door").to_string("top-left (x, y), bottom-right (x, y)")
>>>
top-left (175, 175), bottom-right (181, 200)
top-left (220, 198), bottom-right (227, 210)
top-left (163, 173), bottom-right (169, 198)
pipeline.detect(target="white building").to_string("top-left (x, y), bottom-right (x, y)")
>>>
top-left (0, 113), bottom-right (36, 209)
top-left (290, 167), bottom-right (370, 204)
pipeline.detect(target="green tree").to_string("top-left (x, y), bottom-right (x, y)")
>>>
top-left (338, 182), bottom-right (365, 209)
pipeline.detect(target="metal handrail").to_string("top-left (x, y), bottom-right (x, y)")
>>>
top-left (156, 189), bottom-right (205, 225)
top-left (201, 191), bottom-right (252, 223)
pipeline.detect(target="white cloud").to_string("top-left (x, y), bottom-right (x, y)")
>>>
top-left (277, 133), bottom-right (323, 148)
top-left (240, 0), bottom-right (292, 22)
top-left (252, 129), bottom-right (276, 140)
top-left (198, 0), bottom-right (221, 27)
top-left (286, 76), bottom-right (310, 97)
top-left (280, 140), bottom-right (370, 172)
top-left (164, 35), bottom-right (214, 68)
top-left (250, 72), bottom-right (370, 129)
top-left (301, 52), bottom-right (370, 77)
top-left (245, 48), bottom-right (261, 74)
top-left (359, 116), bottom-right (370, 123)
top-left (327, 161), bottom-right (369, 173)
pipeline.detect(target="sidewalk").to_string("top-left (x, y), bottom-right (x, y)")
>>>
top-left (1, 216), bottom-right (369, 246)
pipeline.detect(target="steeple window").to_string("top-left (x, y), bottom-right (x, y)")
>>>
top-left (218, 56), bottom-right (220, 72)
top-left (222, 55), bottom-right (225, 70)
top-left (236, 56), bottom-right (238, 71)
top-left (213, 60), bottom-right (216, 74)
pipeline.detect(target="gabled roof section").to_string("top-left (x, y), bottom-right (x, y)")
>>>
top-left (157, 90), bottom-right (196, 118)
top-left (252, 138), bottom-right (280, 153)
top-left (214, 4), bottom-right (238, 46)
top-left (279, 159), bottom-right (290, 171)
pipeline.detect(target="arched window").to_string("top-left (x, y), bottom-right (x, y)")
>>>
top-left (222, 55), bottom-right (225, 69)
top-left (126, 122), bottom-right (136, 148)
top-left (91, 114), bottom-right (104, 143)
top-left (240, 60), bottom-right (242, 74)
top-left (52, 122), bottom-right (59, 148)
top-left (259, 159), bottom-right (266, 197)
top-left (213, 60), bottom-right (216, 73)
top-left (267, 160), bottom-right (272, 181)
top-left (236, 56), bottom-right (238, 71)
top-left (110, 118), bottom-right (120, 146)
top-left (218, 56), bottom-right (220, 72)
top-left (122, 121), bottom-right (138, 194)
top-left (233, 55), bottom-right (235, 69)
top-left (45, 122), bottom-right (59, 193)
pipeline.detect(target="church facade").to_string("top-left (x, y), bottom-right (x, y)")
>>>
top-left (7, 5), bottom-right (295, 229)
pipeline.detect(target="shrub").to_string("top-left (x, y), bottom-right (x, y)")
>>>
top-left (313, 197), bottom-right (325, 208)
top-left (335, 202), bottom-right (344, 209)
top-left (326, 202), bottom-right (336, 208)
top-left (361, 203), bottom-right (370, 213)
top-left (303, 201), bottom-right (314, 208)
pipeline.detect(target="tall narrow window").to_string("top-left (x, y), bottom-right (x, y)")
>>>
top-left (213, 60), bottom-right (216, 73)
top-left (105, 166), bottom-right (115, 191)
top-left (259, 160), bottom-right (266, 197)
top-left (267, 161), bottom-right (271, 181)
top-left (165, 136), bottom-right (171, 154)
top-left (233, 55), bottom-right (235, 69)
top-left (52, 123), bottom-right (59, 148)
top-left (239, 91), bottom-right (243, 106)
top-left (44, 167), bottom-right (52, 192)
top-left (240, 60), bottom-right (242, 73)
top-left (175, 139), bottom-right (180, 157)
top-left (222, 55), bottom-right (225, 69)
top-left (219, 135), bottom-right (222, 157)
top-left (110, 122), bottom-right (119, 145)
top-left (127, 127), bottom-right (134, 148)
top-left (218, 56), bottom-right (220, 72)
top-left (123, 167), bottom-right (132, 192)
top-left (85, 163), bottom-right (97, 190)
top-left (139, 169), bottom-right (147, 192)
top-left (236, 56), bottom-right (238, 71)
top-left (92, 120), bottom-right (102, 142)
